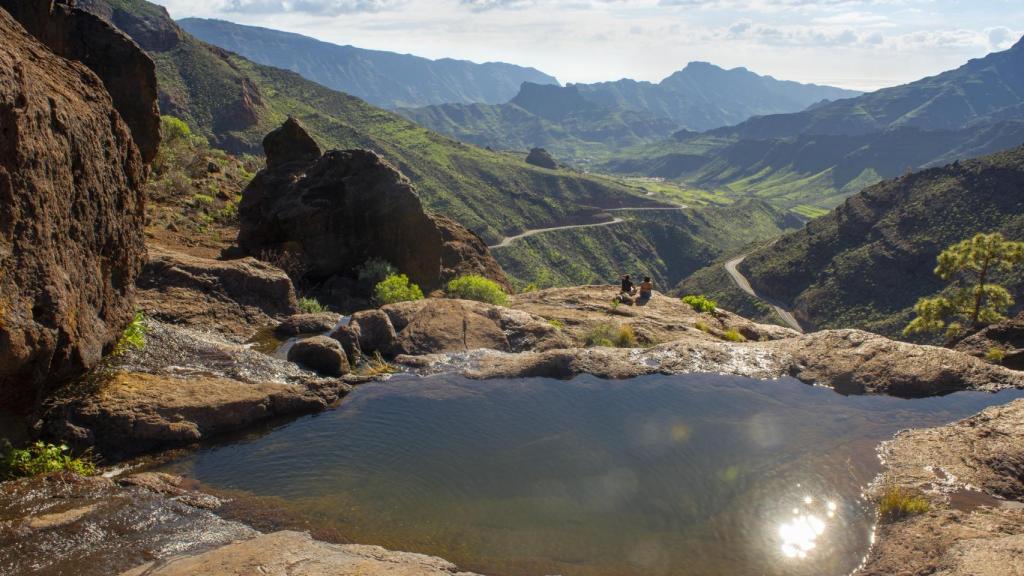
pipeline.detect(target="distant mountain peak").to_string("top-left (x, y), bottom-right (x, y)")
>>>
top-left (510, 82), bottom-right (597, 120)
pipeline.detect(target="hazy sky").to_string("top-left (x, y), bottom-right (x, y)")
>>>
top-left (160, 0), bottom-right (1023, 91)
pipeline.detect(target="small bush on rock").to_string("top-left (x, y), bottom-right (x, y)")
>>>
top-left (721, 329), bottom-right (746, 342)
top-left (1, 441), bottom-right (96, 479)
top-left (113, 311), bottom-right (147, 356)
top-left (446, 275), bottom-right (508, 306)
top-left (375, 274), bottom-right (424, 305)
top-left (584, 323), bottom-right (639, 348)
top-left (683, 295), bottom-right (717, 314)
top-left (985, 347), bottom-right (1006, 363)
top-left (877, 479), bottom-right (930, 521)
top-left (297, 297), bottom-right (326, 313)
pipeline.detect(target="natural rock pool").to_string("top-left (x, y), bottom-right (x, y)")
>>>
top-left (158, 373), bottom-right (1024, 576)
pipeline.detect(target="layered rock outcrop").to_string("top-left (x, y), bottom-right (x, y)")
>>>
top-left (44, 320), bottom-right (352, 459)
top-left (353, 298), bottom-right (570, 357)
top-left (238, 118), bottom-right (509, 303)
top-left (0, 0), bottom-right (161, 163)
top-left (136, 247), bottom-right (299, 341)
top-left (0, 6), bottom-right (147, 412)
top-left (955, 311), bottom-right (1024, 371)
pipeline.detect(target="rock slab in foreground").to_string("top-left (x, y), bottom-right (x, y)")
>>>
top-left (120, 530), bottom-right (482, 576)
top-left (460, 328), bottom-right (1024, 397)
top-left (856, 399), bottom-right (1024, 576)
top-left (0, 6), bottom-right (147, 411)
top-left (44, 321), bottom-right (351, 460)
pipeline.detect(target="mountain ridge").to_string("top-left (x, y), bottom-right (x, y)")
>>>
top-left (177, 17), bottom-right (559, 109)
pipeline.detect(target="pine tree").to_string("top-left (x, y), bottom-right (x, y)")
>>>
top-left (904, 232), bottom-right (1024, 341)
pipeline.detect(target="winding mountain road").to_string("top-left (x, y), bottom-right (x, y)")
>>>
top-left (724, 255), bottom-right (804, 333)
top-left (488, 205), bottom-right (688, 249)
top-left (488, 218), bottom-right (626, 249)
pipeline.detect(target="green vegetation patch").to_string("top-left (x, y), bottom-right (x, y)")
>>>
top-left (682, 294), bottom-right (718, 314)
top-left (374, 274), bottom-right (425, 305)
top-left (446, 275), bottom-right (509, 306)
top-left (2, 441), bottom-right (96, 479)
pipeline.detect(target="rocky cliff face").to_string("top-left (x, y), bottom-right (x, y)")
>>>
top-left (0, 0), bottom-right (161, 163)
top-left (238, 118), bottom-right (509, 302)
top-left (0, 6), bottom-right (148, 411)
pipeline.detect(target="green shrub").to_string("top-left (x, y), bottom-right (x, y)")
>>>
top-left (215, 200), bottom-right (239, 223)
top-left (985, 347), bottom-right (1007, 363)
top-left (683, 294), bottom-right (717, 314)
top-left (446, 275), bottom-right (508, 306)
top-left (113, 311), bottom-right (147, 356)
top-left (694, 321), bottom-right (711, 333)
top-left (520, 283), bottom-right (539, 294)
top-left (1, 441), bottom-right (96, 479)
top-left (547, 318), bottom-right (564, 330)
top-left (160, 115), bottom-right (192, 143)
top-left (584, 323), bottom-right (638, 348)
top-left (877, 480), bottom-right (930, 521)
top-left (721, 329), bottom-right (746, 342)
top-left (192, 193), bottom-right (215, 205)
top-left (374, 274), bottom-right (424, 305)
top-left (297, 297), bottom-right (326, 313)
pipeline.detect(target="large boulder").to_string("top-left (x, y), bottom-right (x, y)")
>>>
top-left (350, 309), bottom-right (398, 356)
top-left (238, 118), bottom-right (509, 304)
top-left (287, 336), bottom-right (350, 377)
top-left (275, 313), bottom-right (342, 337)
top-left (0, 7), bottom-right (147, 412)
top-left (525, 147), bottom-right (558, 169)
top-left (383, 299), bottom-right (568, 356)
top-left (0, 0), bottom-right (161, 163)
top-left (137, 247), bottom-right (300, 341)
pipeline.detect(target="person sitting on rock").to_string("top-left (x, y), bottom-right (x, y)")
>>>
top-left (637, 276), bottom-right (653, 305)
top-left (619, 274), bottom-right (636, 304)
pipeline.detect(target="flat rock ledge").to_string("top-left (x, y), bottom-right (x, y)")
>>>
top-left (43, 320), bottom-right (357, 460)
top-left (120, 530), bottom-right (481, 576)
top-left (402, 328), bottom-right (1024, 398)
top-left (0, 472), bottom-right (479, 576)
top-left (855, 399), bottom-right (1024, 576)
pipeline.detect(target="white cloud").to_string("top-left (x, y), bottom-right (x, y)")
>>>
top-left (159, 0), bottom-right (1024, 91)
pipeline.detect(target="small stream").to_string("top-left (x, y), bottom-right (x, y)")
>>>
top-left (156, 373), bottom-right (1024, 576)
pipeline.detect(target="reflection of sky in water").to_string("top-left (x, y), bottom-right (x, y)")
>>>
top-left (160, 374), bottom-right (1024, 576)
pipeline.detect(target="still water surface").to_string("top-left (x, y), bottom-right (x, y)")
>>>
top-left (160, 373), bottom-right (1024, 576)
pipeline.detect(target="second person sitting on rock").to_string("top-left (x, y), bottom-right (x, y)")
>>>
top-left (637, 276), bottom-right (653, 305)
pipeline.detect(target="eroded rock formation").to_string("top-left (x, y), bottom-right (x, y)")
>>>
top-left (136, 247), bottom-right (299, 341)
top-left (238, 118), bottom-right (509, 303)
top-left (955, 311), bottom-right (1024, 371)
top-left (0, 0), bottom-right (161, 163)
top-left (0, 6), bottom-right (147, 412)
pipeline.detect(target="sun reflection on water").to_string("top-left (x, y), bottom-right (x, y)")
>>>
top-left (777, 492), bottom-right (841, 560)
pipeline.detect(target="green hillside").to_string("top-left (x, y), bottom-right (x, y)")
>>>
top-left (605, 121), bottom-right (1024, 214)
top-left (684, 146), bottom-right (1024, 338)
top-left (496, 200), bottom-right (802, 290)
top-left (79, 0), bottom-right (662, 245)
top-left (398, 83), bottom-right (679, 166)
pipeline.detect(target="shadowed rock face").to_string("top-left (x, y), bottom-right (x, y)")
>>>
top-left (0, 0), bottom-right (161, 163)
top-left (955, 311), bottom-right (1024, 371)
top-left (0, 6), bottom-right (147, 412)
top-left (238, 118), bottom-right (509, 301)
